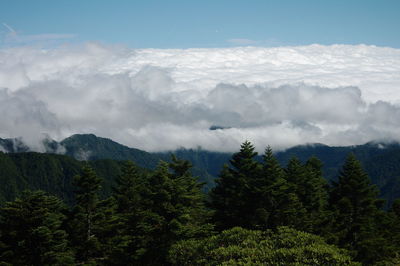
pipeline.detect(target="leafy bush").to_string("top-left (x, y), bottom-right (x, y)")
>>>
top-left (168, 227), bottom-right (359, 265)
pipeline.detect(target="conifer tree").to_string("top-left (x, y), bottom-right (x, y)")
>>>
top-left (285, 157), bottom-right (308, 202)
top-left (70, 165), bottom-right (103, 262)
top-left (0, 190), bottom-right (74, 265)
top-left (302, 157), bottom-right (329, 232)
top-left (329, 153), bottom-right (383, 264)
top-left (377, 199), bottom-right (400, 263)
top-left (109, 161), bottom-right (146, 265)
top-left (281, 157), bottom-right (309, 230)
top-left (133, 157), bottom-right (212, 264)
top-left (390, 199), bottom-right (400, 253)
top-left (113, 161), bottom-right (142, 213)
top-left (210, 141), bottom-right (261, 230)
top-left (259, 147), bottom-right (305, 229)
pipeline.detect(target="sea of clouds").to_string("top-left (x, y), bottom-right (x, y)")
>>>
top-left (0, 43), bottom-right (400, 152)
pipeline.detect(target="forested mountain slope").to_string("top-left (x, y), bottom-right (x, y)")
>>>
top-left (0, 152), bottom-right (127, 204)
top-left (1, 134), bottom-right (400, 205)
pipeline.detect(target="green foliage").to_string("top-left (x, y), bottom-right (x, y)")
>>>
top-left (168, 226), bottom-right (359, 265)
top-left (329, 153), bottom-right (386, 264)
top-left (0, 152), bottom-right (132, 205)
top-left (284, 156), bottom-right (329, 232)
top-left (0, 191), bottom-right (74, 265)
top-left (211, 143), bottom-right (325, 232)
top-left (113, 161), bottom-right (142, 213)
top-left (70, 165), bottom-right (106, 262)
top-left (131, 157), bottom-right (213, 264)
top-left (0, 152), bottom-right (24, 203)
top-left (109, 156), bottom-right (213, 264)
top-left (275, 142), bottom-right (400, 207)
top-left (256, 147), bottom-right (305, 230)
top-left (2, 139), bottom-right (400, 264)
top-left (210, 141), bottom-right (262, 230)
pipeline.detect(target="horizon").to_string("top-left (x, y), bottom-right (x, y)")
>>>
top-left (1, 0), bottom-right (400, 49)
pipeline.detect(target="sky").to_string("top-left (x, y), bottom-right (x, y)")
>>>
top-left (1, 0), bottom-right (400, 48)
top-left (0, 1), bottom-right (400, 153)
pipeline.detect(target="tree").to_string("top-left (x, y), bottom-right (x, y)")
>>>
top-left (259, 147), bottom-right (305, 230)
top-left (168, 226), bottom-right (359, 265)
top-left (304, 157), bottom-right (328, 233)
top-left (210, 141), bottom-right (261, 230)
top-left (108, 161), bottom-right (146, 265)
top-left (329, 153), bottom-right (384, 264)
top-left (376, 199), bottom-right (400, 264)
top-left (68, 164), bottom-right (107, 263)
top-left (113, 161), bottom-right (142, 214)
top-left (304, 156), bottom-right (328, 214)
top-left (131, 157), bottom-right (212, 264)
top-left (0, 190), bottom-right (74, 265)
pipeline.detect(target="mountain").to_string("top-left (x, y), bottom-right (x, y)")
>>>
top-left (59, 135), bottom-right (400, 205)
top-left (1, 134), bottom-right (400, 205)
top-left (60, 134), bottom-right (217, 189)
top-left (0, 137), bottom-right (30, 153)
top-left (274, 142), bottom-right (400, 206)
top-left (0, 151), bottom-right (131, 204)
top-left (61, 134), bottom-right (166, 169)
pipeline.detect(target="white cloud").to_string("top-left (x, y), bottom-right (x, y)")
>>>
top-left (0, 43), bottom-right (400, 152)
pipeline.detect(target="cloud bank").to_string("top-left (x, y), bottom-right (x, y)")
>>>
top-left (0, 43), bottom-right (400, 152)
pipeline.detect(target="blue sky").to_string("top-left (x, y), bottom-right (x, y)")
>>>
top-left (1, 0), bottom-right (399, 48)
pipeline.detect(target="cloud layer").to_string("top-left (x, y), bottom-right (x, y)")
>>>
top-left (0, 43), bottom-right (400, 152)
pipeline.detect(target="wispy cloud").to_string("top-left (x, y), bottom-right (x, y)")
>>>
top-left (1, 23), bottom-right (76, 47)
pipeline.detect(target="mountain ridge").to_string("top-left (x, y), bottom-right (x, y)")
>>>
top-left (1, 134), bottom-right (400, 206)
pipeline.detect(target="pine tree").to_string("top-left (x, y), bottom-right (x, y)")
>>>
top-left (377, 199), bottom-right (400, 263)
top-left (109, 161), bottom-right (145, 265)
top-left (70, 165), bottom-right (102, 262)
top-left (0, 190), bottom-right (74, 265)
top-left (259, 147), bottom-right (305, 229)
top-left (280, 157), bottom-right (309, 230)
top-left (329, 153), bottom-right (383, 264)
top-left (285, 157), bottom-right (307, 202)
top-left (303, 157), bottom-right (329, 232)
top-left (113, 161), bottom-right (142, 213)
top-left (210, 141), bottom-right (261, 230)
top-left (133, 157), bottom-right (212, 264)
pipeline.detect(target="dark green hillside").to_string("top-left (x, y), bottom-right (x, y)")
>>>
top-left (0, 152), bottom-right (131, 205)
top-left (274, 142), bottom-right (400, 206)
top-left (62, 135), bottom-right (218, 190)
top-left (2, 133), bottom-right (400, 205)
top-left (2, 141), bottom-right (400, 265)
top-left (0, 152), bottom-right (25, 202)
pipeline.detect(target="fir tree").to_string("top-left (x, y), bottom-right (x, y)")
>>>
top-left (280, 157), bottom-right (310, 230)
top-left (109, 161), bottom-right (146, 265)
top-left (329, 153), bottom-right (384, 264)
top-left (303, 157), bottom-right (329, 232)
top-left (260, 147), bottom-right (305, 229)
top-left (0, 190), bottom-right (74, 265)
top-left (210, 141), bottom-right (261, 230)
top-left (113, 161), bottom-right (142, 214)
top-left (133, 157), bottom-right (212, 264)
top-left (70, 165), bottom-right (102, 262)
